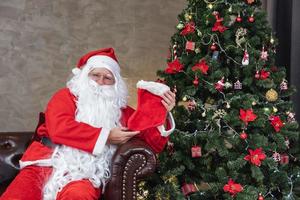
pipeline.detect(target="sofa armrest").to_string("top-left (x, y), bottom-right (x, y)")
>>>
top-left (104, 138), bottom-right (157, 200)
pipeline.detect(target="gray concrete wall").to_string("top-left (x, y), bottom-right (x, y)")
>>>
top-left (0, 0), bottom-right (186, 131)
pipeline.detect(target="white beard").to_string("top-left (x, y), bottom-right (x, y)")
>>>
top-left (75, 79), bottom-right (122, 129)
top-left (43, 68), bottom-right (128, 200)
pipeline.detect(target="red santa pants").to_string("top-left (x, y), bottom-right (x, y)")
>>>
top-left (0, 165), bottom-right (101, 200)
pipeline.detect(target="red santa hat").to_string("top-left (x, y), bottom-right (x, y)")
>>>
top-left (127, 80), bottom-right (171, 131)
top-left (72, 47), bottom-right (120, 75)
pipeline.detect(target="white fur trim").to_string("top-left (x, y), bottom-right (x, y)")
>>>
top-left (72, 68), bottom-right (81, 75)
top-left (43, 145), bottom-right (116, 200)
top-left (19, 158), bottom-right (52, 169)
top-left (157, 112), bottom-right (175, 137)
top-left (92, 128), bottom-right (111, 155)
top-left (86, 55), bottom-right (120, 75)
top-left (136, 80), bottom-right (170, 96)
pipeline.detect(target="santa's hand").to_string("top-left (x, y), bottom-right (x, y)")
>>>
top-left (161, 90), bottom-right (176, 112)
top-left (108, 127), bottom-right (140, 144)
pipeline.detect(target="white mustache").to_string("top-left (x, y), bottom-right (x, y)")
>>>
top-left (88, 79), bottom-right (116, 98)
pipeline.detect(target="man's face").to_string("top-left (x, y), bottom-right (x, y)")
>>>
top-left (88, 68), bottom-right (115, 85)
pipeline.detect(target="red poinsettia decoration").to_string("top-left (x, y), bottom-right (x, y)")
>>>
top-left (165, 58), bottom-right (184, 74)
top-left (244, 148), bottom-right (266, 166)
top-left (192, 59), bottom-right (209, 74)
top-left (269, 115), bottom-right (284, 132)
top-left (239, 109), bottom-right (257, 125)
top-left (212, 14), bottom-right (228, 33)
top-left (223, 179), bottom-right (243, 197)
top-left (180, 22), bottom-right (195, 36)
top-left (215, 77), bottom-right (225, 92)
top-left (259, 69), bottom-right (270, 80)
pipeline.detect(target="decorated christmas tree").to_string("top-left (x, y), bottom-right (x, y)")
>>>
top-left (141, 0), bottom-right (300, 199)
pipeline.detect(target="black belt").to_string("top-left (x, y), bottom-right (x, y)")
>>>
top-left (40, 136), bottom-right (56, 148)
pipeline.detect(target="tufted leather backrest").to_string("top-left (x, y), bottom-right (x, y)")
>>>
top-left (0, 132), bottom-right (33, 184)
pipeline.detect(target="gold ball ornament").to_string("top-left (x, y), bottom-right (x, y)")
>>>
top-left (265, 89), bottom-right (278, 102)
top-left (207, 3), bottom-right (213, 9)
top-left (252, 101), bottom-right (257, 106)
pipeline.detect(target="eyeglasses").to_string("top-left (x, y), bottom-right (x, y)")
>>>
top-left (88, 72), bottom-right (115, 85)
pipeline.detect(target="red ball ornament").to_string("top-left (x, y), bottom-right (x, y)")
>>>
top-left (193, 77), bottom-right (199, 86)
top-left (240, 132), bottom-right (248, 140)
top-left (236, 16), bottom-right (242, 22)
top-left (255, 71), bottom-right (260, 79)
top-left (210, 43), bottom-right (217, 51)
top-left (248, 15), bottom-right (255, 23)
top-left (258, 194), bottom-right (264, 200)
top-left (280, 153), bottom-right (289, 165)
top-left (271, 66), bottom-right (278, 72)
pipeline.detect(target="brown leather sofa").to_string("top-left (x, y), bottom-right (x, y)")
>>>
top-left (0, 132), bottom-right (157, 200)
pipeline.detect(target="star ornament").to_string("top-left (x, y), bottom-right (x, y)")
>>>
top-left (192, 59), bottom-right (209, 74)
top-left (260, 50), bottom-right (268, 61)
top-left (223, 179), bottom-right (243, 197)
top-left (239, 109), bottom-right (257, 125)
top-left (244, 148), bottom-right (266, 166)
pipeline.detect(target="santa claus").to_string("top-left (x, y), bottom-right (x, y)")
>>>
top-left (0, 48), bottom-right (176, 200)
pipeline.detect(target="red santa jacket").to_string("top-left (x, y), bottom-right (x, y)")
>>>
top-left (20, 88), bottom-right (175, 168)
